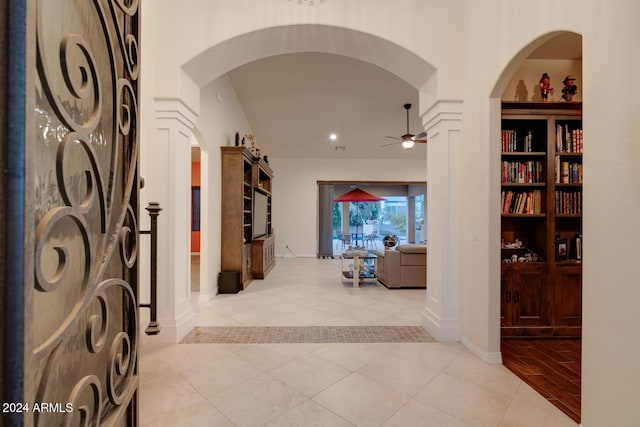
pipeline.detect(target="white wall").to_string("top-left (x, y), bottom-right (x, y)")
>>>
top-left (149, 0), bottom-right (465, 112)
top-left (194, 76), bottom-right (254, 299)
top-left (270, 157), bottom-right (427, 257)
top-left (581, 2), bottom-right (640, 425)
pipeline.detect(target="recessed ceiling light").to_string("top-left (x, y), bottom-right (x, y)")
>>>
top-left (329, 133), bottom-right (337, 141)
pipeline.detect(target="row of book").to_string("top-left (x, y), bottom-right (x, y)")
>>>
top-left (555, 190), bottom-right (582, 214)
top-left (555, 158), bottom-right (583, 183)
top-left (501, 130), bottom-right (536, 153)
top-left (502, 160), bottom-right (544, 183)
top-left (556, 124), bottom-right (583, 153)
top-left (501, 190), bottom-right (543, 215)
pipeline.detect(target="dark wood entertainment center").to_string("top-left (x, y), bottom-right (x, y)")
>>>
top-left (221, 146), bottom-right (275, 289)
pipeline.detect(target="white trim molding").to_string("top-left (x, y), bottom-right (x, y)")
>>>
top-left (421, 99), bottom-right (463, 345)
top-left (154, 97), bottom-right (198, 130)
top-left (461, 335), bottom-right (503, 365)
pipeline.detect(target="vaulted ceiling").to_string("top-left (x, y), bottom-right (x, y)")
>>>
top-left (217, 33), bottom-right (581, 161)
top-left (227, 52), bottom-right (425, 160)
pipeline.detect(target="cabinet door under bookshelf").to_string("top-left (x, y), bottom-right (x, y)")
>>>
top-left (500, 102), bottom-right (582, 338)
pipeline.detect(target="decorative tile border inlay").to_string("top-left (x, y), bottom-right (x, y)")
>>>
top-left (180, 326), bottom-right (434, 344)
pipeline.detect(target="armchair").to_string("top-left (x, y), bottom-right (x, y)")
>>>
top-left (373, 244), bottom-right (427, 288)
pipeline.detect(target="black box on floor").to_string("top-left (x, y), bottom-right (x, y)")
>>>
top-left (218, 271), bottom-right (240, 294)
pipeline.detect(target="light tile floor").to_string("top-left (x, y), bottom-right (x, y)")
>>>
top-left (140, 257), bottom-right (578, 427)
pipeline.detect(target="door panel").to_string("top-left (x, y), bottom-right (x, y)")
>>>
top-left (500, 264), bottom-right (513, 327)
top-left (27, 0), bottom-right (140, 425)
top-left (555, 265), bottom-right (582, 326)
top-left (513, 264), bottom-right (547, 326)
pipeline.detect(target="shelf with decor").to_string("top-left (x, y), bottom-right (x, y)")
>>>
top-left (500, 102), bottom-right (582, 338)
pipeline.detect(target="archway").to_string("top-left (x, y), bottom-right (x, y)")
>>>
top-left (144, 15), bottom-right (467, 344)
top-left (489, 31), bottom-right (583, 423)
top-left (183, 24), bottom-right (438, 280)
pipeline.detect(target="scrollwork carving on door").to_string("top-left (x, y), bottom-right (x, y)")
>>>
top-left (30, 0), bottom-right (140, 425)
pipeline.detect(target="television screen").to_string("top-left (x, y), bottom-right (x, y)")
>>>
top-left (253, 190), bottom-right (269, 238)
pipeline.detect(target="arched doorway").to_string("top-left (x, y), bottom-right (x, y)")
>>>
top-left (144, 10), bottom-right (466, 348)
top-left (168, 24), bottom-right (446, 333)
top-left (490, 31), bottom-right (583, 423)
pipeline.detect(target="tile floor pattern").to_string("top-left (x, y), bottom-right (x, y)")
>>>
top-left (140, 257), bottom-right (578, 427)
top-left (181, 326), bottom-right (435, 344)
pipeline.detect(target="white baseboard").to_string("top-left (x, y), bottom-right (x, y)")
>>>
top-left (460, 335), bottom-right (502, 365)
top-left (421, 308), bottom-right (460, 342)
top-left (142, 309), bottom-right (196, 344)
top-left (199, 289), bottom-right (216, 303)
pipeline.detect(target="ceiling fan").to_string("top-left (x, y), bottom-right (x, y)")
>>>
top-left (381, 103), bottom-right (427, 149)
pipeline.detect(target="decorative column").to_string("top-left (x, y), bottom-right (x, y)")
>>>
top-left (141, 98), bottom-right (197, 343)
top-left (421, 100), bottom-right (463, 342)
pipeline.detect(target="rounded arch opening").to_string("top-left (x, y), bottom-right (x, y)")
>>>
top-left (491, 31), bottom-right (582, 100)
top-left (182, 24), bottom-right (437, 95)
top-left (182, 23), bottom-right (439, 307)
top-left (488, 29), bottom-right (583, 368)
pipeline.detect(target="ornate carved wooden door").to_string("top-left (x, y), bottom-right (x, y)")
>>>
top-left (12, 0), bottom-right (141, 425)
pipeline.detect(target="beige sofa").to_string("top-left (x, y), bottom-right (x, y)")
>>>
top-left (373, 244), bottom-right (427, 288)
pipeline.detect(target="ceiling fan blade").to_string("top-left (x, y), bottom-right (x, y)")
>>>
top-left (380, 141), bottom-right (401, 147)
top-left (385, 136), bottom-right (402, 141)
top-left (414, 131), bottom-right (427, 139)
top-left (414, 139), bottom-right (427, 143)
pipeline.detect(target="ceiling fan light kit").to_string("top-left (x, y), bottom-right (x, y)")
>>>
top-left (401, 140), bottom-right (415, 149)
top-left (381, 103), bottom-right (427, 148)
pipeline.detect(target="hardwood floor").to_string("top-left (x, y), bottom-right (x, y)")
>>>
top-left (501, 338), bottom-right (581, 424)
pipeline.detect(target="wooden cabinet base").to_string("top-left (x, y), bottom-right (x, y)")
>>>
top-left (252, 234), bottom-right (275, 279)
top-left (501, 326), bottom-right (581, 338)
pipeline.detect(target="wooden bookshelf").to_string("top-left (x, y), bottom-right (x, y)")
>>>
top-left (221, 147), bottom-right (275, 290)
top-left (500, 102), bottom-right (582, 337)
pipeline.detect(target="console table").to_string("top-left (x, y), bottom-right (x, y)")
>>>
top-left (341, 251), bottom-right (377, 287)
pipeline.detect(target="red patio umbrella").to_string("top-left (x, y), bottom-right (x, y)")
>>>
top-left (333, 188), bottom-right (385, 246)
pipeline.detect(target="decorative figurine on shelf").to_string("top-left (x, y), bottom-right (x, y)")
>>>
top-left (561, 75), bottom-right (578, 102)
top-left (539, 73), bottom-right (553, 101)
top-left (235, 131), bottom-right (240, 146)
top-left (244, 133), bottom-right (257, 155)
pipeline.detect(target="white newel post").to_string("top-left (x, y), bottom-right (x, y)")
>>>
top-left (147, 98), bottom-right (197, 343)
top-left (421, 101), bottom-right (463, 342)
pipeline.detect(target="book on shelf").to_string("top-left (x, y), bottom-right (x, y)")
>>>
top-left (501, 160), bottom-right (544, 183)
top-left (576, 164), bottom-right (583, 183)
top-left (501, 130), bottom-right (533, 152)
top-left (502, 190), bottom-right (542, 214)
top-left (561, 161), bottom-right (569, 183)
top-left (555, 158), bottom-right (582, 184)
top-left (556, 124), bottom-right (583, 153)
top-left (555, 190), bottom-right (582, 214)
top-left (575, 233), bottom-right (582, 260)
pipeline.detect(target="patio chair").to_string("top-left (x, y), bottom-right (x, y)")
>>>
top-left (338, 234), bottom-right (352, 249)
top-left (364, 233), bottom-right (377, 248)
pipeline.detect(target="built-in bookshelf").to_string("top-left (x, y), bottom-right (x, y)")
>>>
top-left (500, 102), bottom-right (582, 337)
